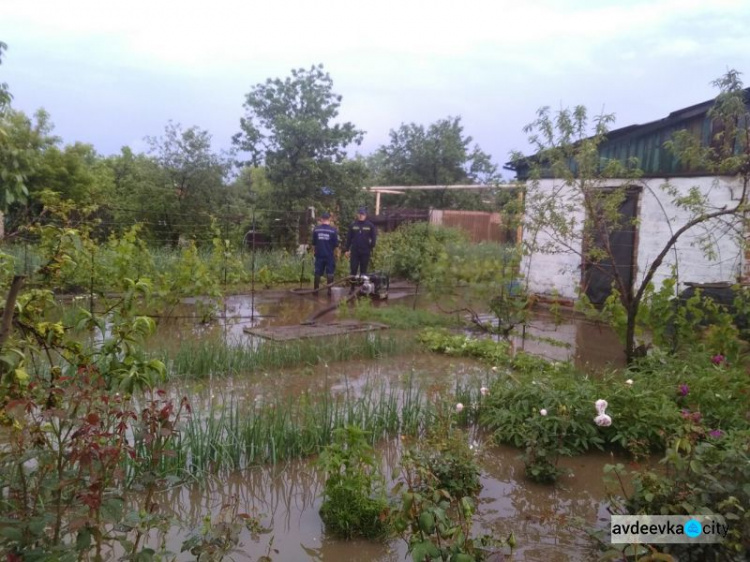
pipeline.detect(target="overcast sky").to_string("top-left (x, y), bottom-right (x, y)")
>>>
top-left (2, 0), bottom-right (749, 179)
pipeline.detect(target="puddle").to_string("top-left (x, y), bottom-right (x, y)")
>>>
top-left (136, 437), bottom-right (612, 561)
top-left (148, 349), bottom-right (615, 561)
top-left (513, 310), bottom-right (626, 371)
top-left (162, 353), bottom-right (492, 415)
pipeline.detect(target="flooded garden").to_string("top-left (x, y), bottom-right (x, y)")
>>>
top-left (0, 219), bottom-right (747, 562)
top-left (123, 289), bottom-right (619, 561)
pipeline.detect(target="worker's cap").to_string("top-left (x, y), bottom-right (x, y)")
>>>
top-left (357, 207), bottom-right (367, 214)
top-left (321, 211), bottom-right (331, 219)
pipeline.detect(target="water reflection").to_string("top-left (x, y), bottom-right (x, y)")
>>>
top-left (141, 437), bottom-right (610, 562)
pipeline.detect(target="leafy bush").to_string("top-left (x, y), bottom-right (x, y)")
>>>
top-left (393, 418), bottom-right (504, 562)
top-left (370, 222), bottom-right (468, 281)
top-left (605, 428), bottom-right (750, 561)
top-left (419, 330), bottom-right (750, 480)
top-left (317, 426), bottom-right (390, 540)
top-left (410, 410), bottom-right (481, 499)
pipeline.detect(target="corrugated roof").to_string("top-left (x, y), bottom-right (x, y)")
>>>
top-left (507, 88), bottom-right (750, 179)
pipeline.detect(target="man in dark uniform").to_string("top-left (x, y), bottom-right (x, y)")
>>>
top-left (312, 211), bottom-right (338, 295)
top-left (344, 207), bottom-right (377, 279)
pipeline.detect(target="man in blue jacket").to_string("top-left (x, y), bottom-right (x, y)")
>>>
top-left (344, 207), bottom-right (377, 279)
top-left (312, 211), bottom-right (339, 295)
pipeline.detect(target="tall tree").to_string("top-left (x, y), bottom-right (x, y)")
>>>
top-left (0, 42), bottom-right (40, 212)
top-left (106, 123), bottom-right (229, 247)
top-left (233, 64), bottom-right (364, 246)
top-left (370, 116), bottom-right (498, 210)
top-left (146, 122), bottom-right (230, 246)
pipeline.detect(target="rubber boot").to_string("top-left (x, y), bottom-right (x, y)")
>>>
top-left (327, 275), bottom-right (334, 296)
top-left (314, 275), bottom-right (321, 294)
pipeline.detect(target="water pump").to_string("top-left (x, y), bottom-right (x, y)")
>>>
top-left (348, 272), bottom-right (389, 300)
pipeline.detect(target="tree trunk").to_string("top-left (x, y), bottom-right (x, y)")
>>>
top-left (625, 303), bottom-right (638, 364)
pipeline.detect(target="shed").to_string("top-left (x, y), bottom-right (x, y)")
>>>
top-left (506, 88), bottom-right (750, 304)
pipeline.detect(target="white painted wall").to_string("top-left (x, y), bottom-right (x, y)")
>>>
top-left (522, 176), bottom-right (744, 300)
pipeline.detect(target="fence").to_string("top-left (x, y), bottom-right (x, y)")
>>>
top-left (429, 210), bottom-right (517, 244)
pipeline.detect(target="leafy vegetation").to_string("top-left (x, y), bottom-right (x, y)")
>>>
top-left (318, 426), bottom-right (390, 539)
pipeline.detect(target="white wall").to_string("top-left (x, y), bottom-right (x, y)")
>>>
top-left (522, 176), bottom-right (745, 300)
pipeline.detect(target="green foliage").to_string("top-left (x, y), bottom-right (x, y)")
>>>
top-left (167, 332), bottom-right (416, 379)
top-left (393, 413), bottom-right (502, 562)
top-left (370, 222), bottom-right (468, 281)
top-left (603, 279), bottom-right (748, 362)
top-left (0, 221), bottom-right (201, 560)
top-left (420, 331), bottom-right (750, 479)
top-left (369, 116), bottom-right (499, 210)
top-left (0, 45), bottom-right (59, 212)
top-left (233, 64), bottom-right (364, 247)
top-left (0, 108), bottom-right (57, 213)
top-left (605, 428), bottom-right (750, 561)
top-left (180, 497), bottom-right (273, 561)
top-left (345, 300), bottom-right (461, 330)
top-left (426, 242), bottom-right (527, 337)
top-left (409, 410), bottom-right (481, 499)
top-left (318, 426), bottom-right (390, 539)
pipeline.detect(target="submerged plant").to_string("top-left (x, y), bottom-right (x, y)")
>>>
top-left (317, 426), bottom-right (390, 540)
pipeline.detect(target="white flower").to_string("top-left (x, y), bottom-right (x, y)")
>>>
top-left (480, 386), bottom-right (489, 396)
top-left (491, 366), bottom-right (498, 372)
top-left (625, 379), bottom-right (633, 386)
top-left (539, 408), bottom-right (548, 416)
top-left (455, 403), bottom-right (464, 413)
top-left (594, 399), bottom-right (611, 427)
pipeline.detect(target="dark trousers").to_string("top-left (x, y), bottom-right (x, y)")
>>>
top-left (314, 256), bottom-right (335, 276)
top-left (349, 250), bottom-right (371, 276)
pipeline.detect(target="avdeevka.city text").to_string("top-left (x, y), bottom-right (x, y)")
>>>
top-left (611, 520), bottom-right (728, 538)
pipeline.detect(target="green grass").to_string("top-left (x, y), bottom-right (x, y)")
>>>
top-left (345, 301), bottom-right (463, 330)
top-left (124, 375), bottom-right (487, 479)
top-left (179, 378), bottom-right (427, 474)
top-left (162, 332), bottom-right (419, 379)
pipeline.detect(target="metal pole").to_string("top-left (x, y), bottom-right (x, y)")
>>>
top-left (250, 208), bottom-right (256, 325)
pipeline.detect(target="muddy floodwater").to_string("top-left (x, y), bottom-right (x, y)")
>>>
top-left (72, 287), bottom-right (625, 560)
top-left (153, 287), bottom-right (626, 371)
top-left (147, 439), bottom-right (614, 562)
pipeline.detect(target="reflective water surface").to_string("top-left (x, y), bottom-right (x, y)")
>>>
top-left (86, 288), bottom-right (625, 560)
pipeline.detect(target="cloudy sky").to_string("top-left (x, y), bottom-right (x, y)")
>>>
top-left (2, 0), bottom-right (749, 178)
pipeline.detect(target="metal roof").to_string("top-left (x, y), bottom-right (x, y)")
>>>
top-left (507, 88), bottom-right (750, 179)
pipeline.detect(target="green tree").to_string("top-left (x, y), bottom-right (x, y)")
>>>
top-left (515, 70), bottom-right (750, 363)
top-left (370, 116), bottom-right (498, 210)
top-left (133, 121), bottom-right (230, 246)
top-left (0, 43), bottom-right (49, 212)
top-left (233, 64), bottom-right (364, 246)
top-left (2, 109), bottom-right (60, 232)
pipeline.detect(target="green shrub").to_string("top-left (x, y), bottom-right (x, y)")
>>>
top-left (370, 222), bottom-right (467, 281)
top-left (420, 330), bottom-right (750, 481)
top-left (605, 428), bottom-right (750, 561)
top-left (317, 426), bottom-right (390, 540)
